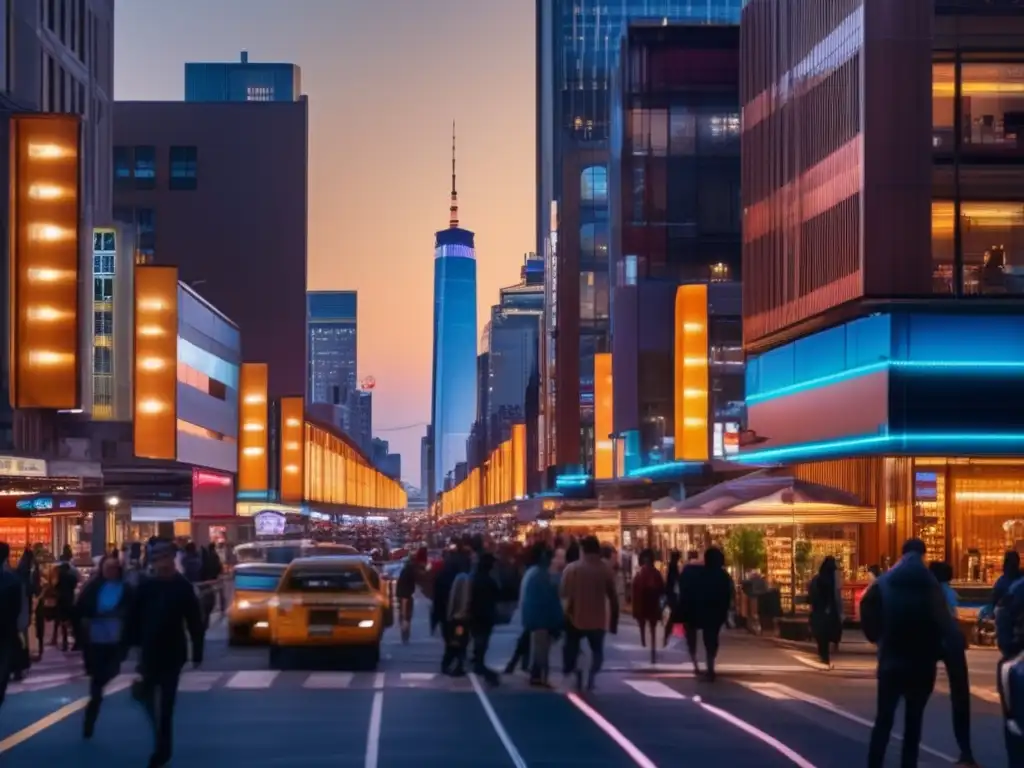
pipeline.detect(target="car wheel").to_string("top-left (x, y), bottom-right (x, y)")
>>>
top-left (269, 644), bottom-right (283, 669)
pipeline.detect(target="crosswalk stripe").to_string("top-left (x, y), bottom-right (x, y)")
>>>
top-left (225, 671), bottom-right (279, 689)
top-left (179, 672), bottom-right (224, 692)
top-left (623, 680), bottom-right (686, 699)
top-left (303, 672), bottom-right (353, 689)
top-left (400, 672), bottom-right (436, 682)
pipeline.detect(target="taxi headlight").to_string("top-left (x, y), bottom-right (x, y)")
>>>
top-left (358, 620), bottom-right (375, 628)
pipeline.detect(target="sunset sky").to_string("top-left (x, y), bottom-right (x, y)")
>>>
top-left (115, 0), bottom-right (536, 485)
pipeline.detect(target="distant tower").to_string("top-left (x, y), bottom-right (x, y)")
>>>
top-left (430, 124), bottom-right (478, 497)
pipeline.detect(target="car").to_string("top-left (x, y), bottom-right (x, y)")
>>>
top-left (227, 563), bottom-right (287, 645)
top-left (267, 555), bottom-right (393, 669)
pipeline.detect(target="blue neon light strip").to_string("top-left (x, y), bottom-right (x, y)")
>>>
top-left (732, 432), bottom-right (1024, 464)
top-left (748, 361), bottom-right (1024, 405)
top-left (627, 461), bottom-right (705, 479)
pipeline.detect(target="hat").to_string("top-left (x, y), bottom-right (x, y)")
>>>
top-left (149, 540), bottom-right (176, 560)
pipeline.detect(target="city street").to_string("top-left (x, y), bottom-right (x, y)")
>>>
top-left (0, 601), bottom-right (1011, 766)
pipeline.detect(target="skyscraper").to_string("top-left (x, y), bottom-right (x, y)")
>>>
top-left (185, 51), bottom-right (302, 102)
top-left (430, 126), bottom-right (478, 495)
top-left (535, 0), bottom-right (741, 477)
top-left (307, 291), bottom-right (358, 404)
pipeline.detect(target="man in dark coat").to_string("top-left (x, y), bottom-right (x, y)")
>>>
top-left (0, 543), bottom-right (23, 710)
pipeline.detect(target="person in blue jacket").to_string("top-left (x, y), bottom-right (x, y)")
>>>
top-left (518, 542), bottom-right (563, 687)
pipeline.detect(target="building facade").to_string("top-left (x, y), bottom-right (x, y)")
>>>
top-left (536, 0), bottom-right (742, 478)
top-left (738, 0), bottom-right (1024, 590)
top-left (185, 51), bottom-right (302, 103)
top-left (112, 99), bottom-right (308, 399)
top-left (307, 290), bottom-right (357, 404)
top-left (90, 224), bottom-right (136, 421)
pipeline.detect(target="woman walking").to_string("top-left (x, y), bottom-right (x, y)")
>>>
top-left (76, 554), bottom-right (135, 738)
top-left (631, 549), bottom-right (665, 665)
top-left (808, 556), bottom-right (843, 668)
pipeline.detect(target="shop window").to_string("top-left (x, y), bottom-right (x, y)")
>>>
top-left (960, 201), bottom-right (1024, 295)
top-left (931, 201), bottom-right (955, 293)
top-left (950, 468), bottom-right (1024, 583)
top-left (960, 62), bottom-right (1024, 153)
top-left (933, 63), bottom-right (955, 151)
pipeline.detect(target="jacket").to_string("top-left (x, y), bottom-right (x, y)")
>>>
top-left (560, 554), bottom-right (619, 632)
top-left (469, 555), bottom-right (500, 630)
top-left (129, 572), bottom-right (205, 670)
top-left (0, 568), bottom-right (23, 643)
top-left (631, 565), bottom-right (665, 624)
top-left (520, 560), bottom-right (563, 632)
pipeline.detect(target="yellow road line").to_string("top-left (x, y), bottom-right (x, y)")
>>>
top-left (0, 676), bottom-right (134, 755)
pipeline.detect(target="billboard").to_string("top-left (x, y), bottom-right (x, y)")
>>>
top-left (674, 284), bottom-right (709, 462)
top-left (8, 114), bottom-right (82, 409)
top-left (133, 266), bottom-right (178, 459)
top-left (191, 469), bottom-right (235, 519)
top-left (594, 353), bottom-right (614, 479)
top-left (238, 363), bottom-right (269, 492)
top-left (279, 396), bottom-right (305, 503)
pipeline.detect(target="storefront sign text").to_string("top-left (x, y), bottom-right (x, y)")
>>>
top-left (0, 457), bottom-right (47, 478)
top-left (254, 511), bottom-right (287, 536)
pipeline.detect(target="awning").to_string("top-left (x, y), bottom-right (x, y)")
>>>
top-left (652, 472), bottom-right (874, 526)
top-left (552, 508), bottom-right (621, 527)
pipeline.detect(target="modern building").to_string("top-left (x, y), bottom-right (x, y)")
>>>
top-left (737, 0), bottom-right (1024, 594)
top-left (535, 0), bottom-right (742, 479)
top-left (0, 0), bottom-right (115, 450)
top-left (112, 98), bottom-right (308, 399)
top-left (89, 224), bottom-right (138, 421)
top-left (607, 23), bottom-right (744, 478)
top-left (430, 129), bottom-right (477, 496)
top-left (307, 290), bottom-right (357, 405)
top-left (185, 51), bottom-right (302, 103)
top-left (420, 426), bottom-right (434, 502)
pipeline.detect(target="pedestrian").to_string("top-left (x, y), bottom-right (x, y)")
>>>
top-left (77, 554), bottom-right (135, 739)
top-left (518, 542), bottom-right (563, 686)
top-left (434, 547), bottom-right (471, 675)
top-left (395, 549), bottom-right (423, 644)
top-left (52, 553), bottom-right (79, 651)
top-left (504, 544), bottom-right (540, 675)
top-left (808, 556), bottom-right (843, 668)
top-left (994, 550), bottom-right (1021, 610)
top-left (861, 538), bottom-right (956, 768)
top-left (631, 548), bottom-right (665, 665)
top-left (560, 535), bottom-right (619, 692)
top-left (996, 569), bottom-right (1024, 765)
top-left (469, 552), bottom-right (501, 685)
top-left (128, 539), bottom-right (204, 768)
top-left (13, 549), bottom-right (38, 679)
top-left (680, 547), bottom-right (733, 681)
top-left (0, 542), bottom-right (24, 710)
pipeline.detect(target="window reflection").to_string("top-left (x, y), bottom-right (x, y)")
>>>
top-left (579, 271), bottom-right (609, 322)
top-left (932, 63), bottom-right (955, 150)
top-left (931, 201), bottom-right (955, 293)
top-left (959, 63), bottom-right (1024, 151)
top-left (960, 202), bottom-right (1024, 294)
top-left (580, 165), bottom-right (608, 205)
top-left (579, 222), bottom-right (609, 266)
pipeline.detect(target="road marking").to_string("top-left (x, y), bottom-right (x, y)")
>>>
top-left (787, 651), bottom-right (874, 672)
top-left (0, 676), bottom-right (133, 755)
top-left (623, 679), bottom-right (686, 699)
top-left (759, 683), bottom-right (955, 763)
top-left (567, 692), bottom-right (659, 768)
top-left (179, 671), bottom-right (223, 692)
top-left (225, 670), bottom-right (279, 689)
top-left (698, 699), bottom-right (820, 768)
top-left (373, 672), bottom-right (385, 689)
top-left (626, 662), bottom-right (811, 674)
top-left (304, 672), bottom-right (354, 689)
top-left (365, 691), bottom-right (383, 768)
top-left (934, 680), bottom-right (1001, 704)
top-left (470, 673), bottom-right (527, 768)
top-left (738, 681), bottom-right (796, 700)
top-left (400, 672), bottom-right (437, 682)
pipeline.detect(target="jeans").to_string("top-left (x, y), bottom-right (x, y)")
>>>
top-left (684, 623), bottom-right (722, 673)
top-left (506, 630), bottom-right (530, 672)
top-left (563, 625), bottom-right (605, 684)
top-left (0, 641), bottom-right (14, 709)
top-left (942, 646), bottom-right (973, 760)
top-left (868, 666), bottom-right (936, 768)
top-left (84, 644), bottom-right (123, 733)
top-left (530, 629), bottom-right (552, 680)
top-left (133, 664), bottom-right (182, 764)
top-left (441, 621), bottom-right (468, 673)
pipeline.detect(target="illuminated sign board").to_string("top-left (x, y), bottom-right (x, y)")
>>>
top-left (253, 510), bottom-right (286, 537)
top-left (133, 265), bottom-right (178, 459)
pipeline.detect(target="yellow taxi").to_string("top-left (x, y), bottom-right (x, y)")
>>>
top-left (267, 556), bottom-right (393, 668)
top-left (227, 563), bottom-right (287, 645)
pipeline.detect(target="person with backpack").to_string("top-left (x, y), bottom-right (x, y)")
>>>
top-left (860, 538), bottom-right (959, 768)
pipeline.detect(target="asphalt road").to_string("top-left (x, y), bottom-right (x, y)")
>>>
top-left (0, 602), bottom-right (1012, 766)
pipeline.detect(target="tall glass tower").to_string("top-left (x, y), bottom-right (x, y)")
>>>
top-left (431, 126), bottom-right (478, 493)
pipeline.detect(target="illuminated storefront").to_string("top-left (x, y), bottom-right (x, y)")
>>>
top-left (436, 424), bottom-right (527, 518)
top-left (303, 417), bottom-right (405, 511)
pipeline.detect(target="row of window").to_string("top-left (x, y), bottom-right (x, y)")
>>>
top-left (932, 201), bottom-right (1024, 295)
top-left (114, 146), bottom-right (199, 191)
top-left (933, 62), bottom-right (1024, 153)
top-left (43, 0), bottom-right (89, 66)
top-left (178, 419), bottom-right (235, 444)
top-left (178, 362), bottom-right (229, 402)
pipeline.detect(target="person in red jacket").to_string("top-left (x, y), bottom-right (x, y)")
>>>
top-left (631, 548), bottom-right (665, 665)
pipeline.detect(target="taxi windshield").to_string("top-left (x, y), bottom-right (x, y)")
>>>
top-left (234, 571), bottom-right (283, 592)
top-left (287, 569), bottom-right (369, 593)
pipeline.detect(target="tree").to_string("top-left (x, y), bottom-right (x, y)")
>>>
top-left (725, 527), bottom-right (766, 574)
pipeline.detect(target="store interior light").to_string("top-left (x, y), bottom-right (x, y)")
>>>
top-left (28, 184), bottom-right (68, 200)
top-left (137, 399), bottom-right (164, 414)
top-left (28, 143), bottom-right (73, 160)
top-left (28, 350), bottom-right (72, 366)
top-left (26, 306), bottom-right (69, 322)
top-left (956, 491), bottom-right (1024, 502)
top-left (28, 223), bottom-right (73, 242)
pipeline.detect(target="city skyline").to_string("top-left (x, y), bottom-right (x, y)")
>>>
top-left (115, 0), bottom-right (534, 484)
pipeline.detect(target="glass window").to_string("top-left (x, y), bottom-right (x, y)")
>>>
top-left (933, 63), bottom-right (955, 150)
top-left (286, 569), bottom-right (369, 593)
top-left (697, 111), bottom-right (741, 155)
top-left (632, 164), bottom-right (645, 223)
top-left (961, 63), bottom-right (1024, 152)
top-left (93, 309), bottom-right (112, 335)
top-left (579, 271), bottom-right (609, 322)
top-left (233, 572), bottom-right (282, 591)
top-left (630, 109), bottom-right (649, 155)
top-left (113, 146), bottom-right (131, 184)
top-left (670, 106), bottom-right (696, 155)
top-left (133, 146), bottom-right (156, 189)
top-left (931, 201), bottom-right (955, 293)
top-left (649, 109), bottom-right (668, 156)
top-left (93, 346), bottom-right (111, 374)
top-left (169, 146), bottom-right (198, 190)
top-left (93, 278), bottom-right (112, 302)
top-left (960, 202), bottom-right (1024, 295)
top-left (579, 222), bottom-right (608, 266)
top-left (580, 165), bottom-right (607, 205)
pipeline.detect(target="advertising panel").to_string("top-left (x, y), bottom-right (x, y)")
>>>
top-left (238, 363), bottom-right (269, 492)
top-left (674, 284), bottom-right (709, 461)
top-left (279, 396), bottom-right (305, 503)
top-left (8, 114), bottom-right (81, 409)
top-left (192, 468), bottom-right (235, 518)
top-left (594, 353), bottom-right (614, 479)
top-left (133, 265), bottom-right (178, 459)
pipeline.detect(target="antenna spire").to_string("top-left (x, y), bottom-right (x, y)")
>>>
top-left (449, 121), bottom-right (459, 228)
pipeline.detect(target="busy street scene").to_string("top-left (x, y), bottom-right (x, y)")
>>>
top-left (3, 0), bottom-right (1024, 765)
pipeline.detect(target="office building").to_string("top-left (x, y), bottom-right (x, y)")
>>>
top-left (737, 0), bottom-right (1024, 591)
top-left (186, 51), bottom-right (301, 103)
top-left (113, 98), bottom-right (308, 399)
top-left (90, 224), bottom-right (138, 421)
top-left (430, 129), bottom-right (478, 495)
top-left (607, 23), bottom-right (743, 477)
top-left (0, 1), bottom-right (115, 449)
top-left (307, 290), bottom-right (357, 404)
top-left (535, 0), bottom-right (741, 477)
